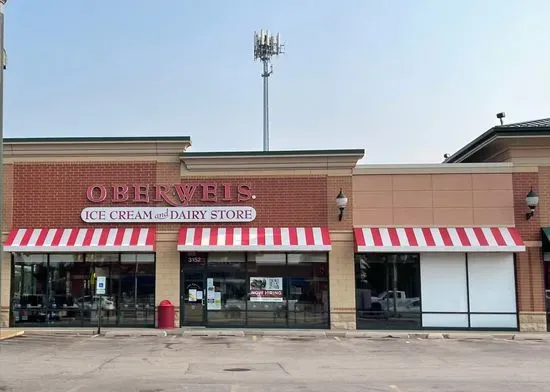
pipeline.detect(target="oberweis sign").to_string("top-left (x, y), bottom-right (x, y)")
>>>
top-left (81, 183), bottom-right (257, 223)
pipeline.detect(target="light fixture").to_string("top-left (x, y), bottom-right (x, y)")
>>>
top-left (496, 112), bottom-right (506, 125)
top-left (336, 188), bottom-right (348, 221)
top-left (525, 188), bottom-right (539, 220)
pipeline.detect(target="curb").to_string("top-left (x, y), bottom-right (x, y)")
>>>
top-left (0, 330), bottom-right (25, 341)
top-left (7, 328), bottom-right (550, 341)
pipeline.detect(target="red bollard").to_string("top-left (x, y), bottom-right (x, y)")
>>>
top-left (157, 299), bottom-right (175, 329)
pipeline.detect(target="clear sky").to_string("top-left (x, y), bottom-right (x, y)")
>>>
top-left (4, 1), bottom-right (550, 163)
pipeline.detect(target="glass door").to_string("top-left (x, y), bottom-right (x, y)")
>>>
top-left (181, 271), bottom-right (206, 326)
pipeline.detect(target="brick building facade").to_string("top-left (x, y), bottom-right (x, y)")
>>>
top-left (1, 122), bottom-right (548, 331)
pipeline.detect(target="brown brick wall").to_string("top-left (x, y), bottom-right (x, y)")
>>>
top-left (10, 162), bottom-right (331, 229)
top-left (327, 176), bottom-right (353, 230)
top-left (512, 172), bottom-right (540, 241)
top-left (512, 171), bottom-right (545, 313)
top-left (12, 162), bottom-right (157, 227)
top-left (538, 167), bottom-right (550, 227)
top-left (516, 247), bottom-right (546, 312)
top-left (180, 175), bottom-right (328, 227)
top-left (3, 163), bottom-right (13, 231)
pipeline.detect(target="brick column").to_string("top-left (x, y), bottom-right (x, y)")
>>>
top-left (155, 232), bottom-right (180, 327)
top-left (513, 172), bottom-right (546, 331)
top-left (327, 175), bottom-right (356, 329)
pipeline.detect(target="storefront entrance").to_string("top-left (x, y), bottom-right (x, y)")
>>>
top-left (179, 252), bottom-right (330, 328)
top-left (181, 271), bottom-right (206, 326)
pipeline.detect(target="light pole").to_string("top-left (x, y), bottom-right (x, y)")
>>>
top-left (253, 30), bottom-right (283, 152)
top-left (0, 0), bottom-right (5, 328)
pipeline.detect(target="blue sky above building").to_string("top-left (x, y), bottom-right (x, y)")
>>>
top-left (4, 0), bottom-right (550, 163)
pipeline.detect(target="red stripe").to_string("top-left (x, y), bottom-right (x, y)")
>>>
top-left (257, 227), bottom-right (266, 246)
top-left (456, 228), bottom-right (471, 246)
top-left (5, 229), bottom-right (19, 246)
top-left (210, 227), bottom-right (219, 246)
top-left (491, 227), bottom-right (506, 246)
top-left (304, 227), bottom-right (314, 245)
top-left (405, 228), bottom-right (418, 246)
top-left (439, 228), bottom-right (453, 246)
top-left (321, 227), bottom-right (331, 246)
top-left (422, 228), bottom-right (436, 246)
top-left (507, 227), bottom-right (524, 246)
top-left (19, 229), bottom-right (34, 246)
top-left (193, 227), bottom-right (203, 246)
top-left (273, 227), bottom-right (282, 246)
top-left (51, 229), bottom-right (65, 247)
top-left (371, 228), bottom-right (383, 247)
top-left (130, 228), bottom-right (140, 246)
top-left (146, 228), bottom-right (155, 248)
top-left (241, 228), bottom-right (249, 246)
top-left (387, 228), bottom-right (400, 246)
top-left (354, 228), bottom-right (366, 247)
top-left (289, 227), bottom-right (298, 246)
top-left (178, 228), bottom-right (187, 246)
top-left (66, 228), bottom-right (80, 246)
top-left (35, 228), bottom-right (49, 246)
top-left (473, 227), bottom-right (489, 246)
top-left (83, 228), bottom-right (94, 246)
top-left (98, 228), bottom-right (110, 246)
top-left (114, 228), bottom-right (125, 246)
top-left (226, 227), bottom-right (234, 246)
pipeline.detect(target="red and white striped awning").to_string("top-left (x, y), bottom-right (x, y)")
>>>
top-left (354, 227), bottom-right (525, 253)
top-left (4, 228), bottom-right (155, 252)
top-left (178, 227), bottom-right (331, 252)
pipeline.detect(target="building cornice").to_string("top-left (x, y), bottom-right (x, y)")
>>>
top-left (4, 138), bottom-right (192, 161)
top-left (181, 150), bottom-right (365, 174)
top-left (353, 162), bottom-right (518, 175)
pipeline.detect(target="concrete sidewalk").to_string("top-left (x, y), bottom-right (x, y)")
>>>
top-left (3, 327), bottom-right (549, 341)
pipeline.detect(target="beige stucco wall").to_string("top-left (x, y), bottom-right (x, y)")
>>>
top-left (353, 172), bottom-right (515, 227)
top-left (155, 232), bottom-right (180, 327)
top-left (328, 231), bottom-right (356, 330)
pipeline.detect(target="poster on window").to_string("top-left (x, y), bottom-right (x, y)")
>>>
top-left (249, 277), bottom-right (283, 302)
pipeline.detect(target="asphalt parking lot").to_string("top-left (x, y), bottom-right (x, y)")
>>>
top-left (1, 333), bottom-right (549, 392)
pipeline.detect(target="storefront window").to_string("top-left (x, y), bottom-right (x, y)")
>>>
top-left (355, 253), bottom-right (421, 330)
top-left (11, 255), bottom-right (48, 325)
top-left (11, 253), bottom-right (155, 327)
top-left (180, 252), bottom-right (330, 328)
top-left (207, 253), bottom-right (246, 326)
top-left (247, 253), bottom-right (287, 327)
top-left (287, 253), bottom-right (329, 327)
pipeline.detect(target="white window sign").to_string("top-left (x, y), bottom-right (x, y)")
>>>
top-left (81, 206), bottom-right (256, 223)
top-left (96, 276), bottom-right (107, 295)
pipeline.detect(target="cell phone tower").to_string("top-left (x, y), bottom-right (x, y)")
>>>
top-left (254, 30), bottom-right (284, 151)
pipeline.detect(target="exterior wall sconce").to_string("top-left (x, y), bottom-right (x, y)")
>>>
top-left (525, 188), bottom-right (539, 220)
top-left (336, 188), bottom-right (348, 221)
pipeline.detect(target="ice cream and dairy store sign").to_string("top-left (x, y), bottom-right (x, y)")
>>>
top-left (81, 183), bottom-right (257, 223)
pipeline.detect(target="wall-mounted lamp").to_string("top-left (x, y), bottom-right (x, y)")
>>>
top-left (525, 188), bottom-right (539, 220)
top-left (336, 188), bottom-right (348, 221)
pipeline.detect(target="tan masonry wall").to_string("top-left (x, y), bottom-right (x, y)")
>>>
top-left (155, 231), bottom-right (180, 327)
top-left (328, 231), bottom-right (356, 329)
top-left (353, 172), bottom-right (515, 227)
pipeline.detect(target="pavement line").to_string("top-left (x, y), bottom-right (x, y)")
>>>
top-left (389, 385), bottom-right (403, 392)
top-left (334, 336), bottom-right (341, 341)
top-left (252, 335), bottom-right (257, 341)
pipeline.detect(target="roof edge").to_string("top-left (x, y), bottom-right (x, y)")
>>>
top-left (4, 136), bottom-right (191, 143)
top-left (183, 149), bottom-right (365, 158)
